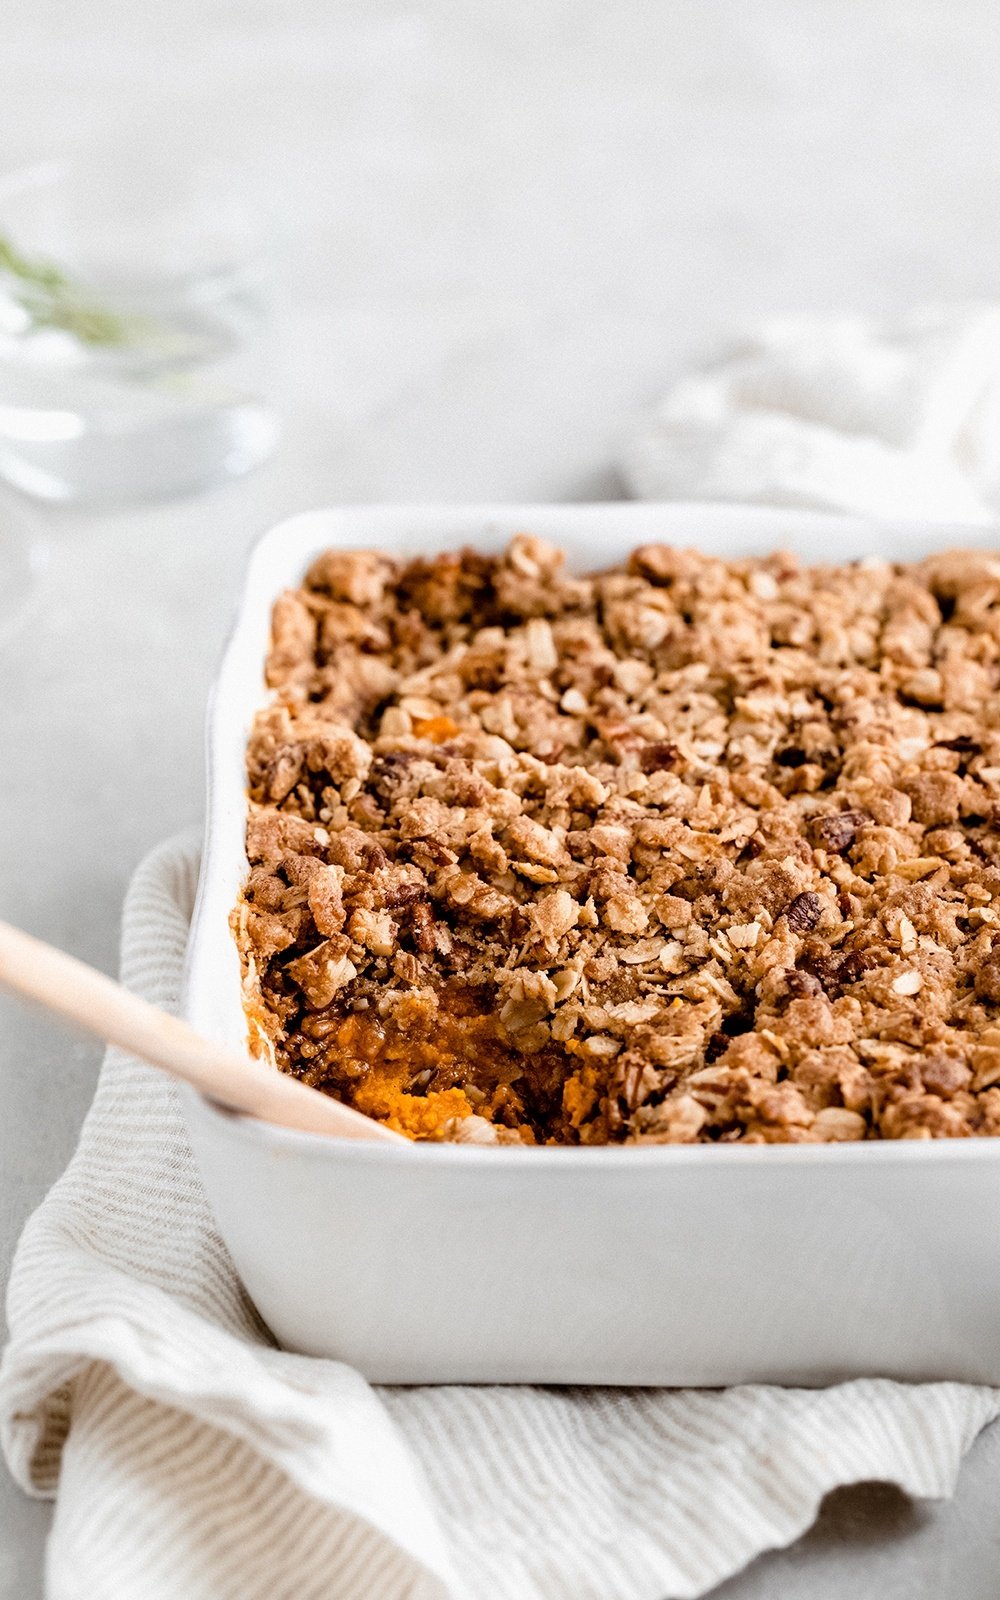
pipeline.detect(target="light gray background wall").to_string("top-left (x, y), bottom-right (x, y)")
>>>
top-left (3, 2), bottom-right (1000, 1594)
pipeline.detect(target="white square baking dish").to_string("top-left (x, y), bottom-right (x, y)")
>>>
top-left (182, 502), bottom-right (1000, 1385)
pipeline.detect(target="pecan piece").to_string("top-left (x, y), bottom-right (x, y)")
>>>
top-left (835, 948), bottom-right (881, 986)
top-left (639, 741), bottom-right (679, 773)
top-left (411, 900), bottom-right (438, 955)
top-left (813, 810), bottom-right (867, 854)
top-left (784, 969), bottom-right (823, 999)
top-left (783, 892), bottom-right (822, 932)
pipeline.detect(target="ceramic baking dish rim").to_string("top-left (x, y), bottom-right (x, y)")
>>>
top-left (179, 1083), bottom-right (1000, 1169)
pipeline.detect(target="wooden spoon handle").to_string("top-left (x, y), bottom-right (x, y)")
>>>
top-left (0, 919), bottom-right (405, 1143)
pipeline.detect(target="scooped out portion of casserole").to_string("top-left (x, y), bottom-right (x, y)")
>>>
top-left (232, 534), bottom-right (1000, 1144)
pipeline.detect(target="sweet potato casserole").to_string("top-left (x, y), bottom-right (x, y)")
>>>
top-left (232, 535), bottom-right (1000, 1145)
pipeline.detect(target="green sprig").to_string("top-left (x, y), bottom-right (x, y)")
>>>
top-left (0, 232), bottom-right (132, 346)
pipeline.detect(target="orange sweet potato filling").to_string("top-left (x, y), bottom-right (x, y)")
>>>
top-left (299, 987), bottom-right (577, 1142)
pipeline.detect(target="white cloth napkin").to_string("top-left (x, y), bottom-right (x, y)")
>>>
top-left (622, 304), bottom-right (1000, 522)
top-left (4, 832), bottom-right (1000, 1600)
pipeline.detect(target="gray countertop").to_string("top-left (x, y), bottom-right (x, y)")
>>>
top-left (4, 1), bottom-right (1000, 1594)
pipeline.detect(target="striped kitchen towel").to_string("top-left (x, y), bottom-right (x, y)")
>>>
top-left (3, 831), bottom-right (1000, 1600)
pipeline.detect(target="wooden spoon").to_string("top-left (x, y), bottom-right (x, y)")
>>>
top-left (0, 919), bottom-right (406, 1143)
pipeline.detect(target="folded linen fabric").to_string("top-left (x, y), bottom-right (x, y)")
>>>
top-left (622, 304), bottom-right (1000, 522)
top-left (3, 831), bottom-right (1000, 1600)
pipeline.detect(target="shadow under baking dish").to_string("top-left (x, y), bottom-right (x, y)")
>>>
top-left (182, 502), bottom-right (1000, 1386)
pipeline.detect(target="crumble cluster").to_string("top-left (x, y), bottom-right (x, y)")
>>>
top-left (232, 534), bottom-right (1000, 1144)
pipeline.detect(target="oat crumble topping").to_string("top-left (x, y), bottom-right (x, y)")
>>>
top-left (231, 535), bottom-right (1000, 1145)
